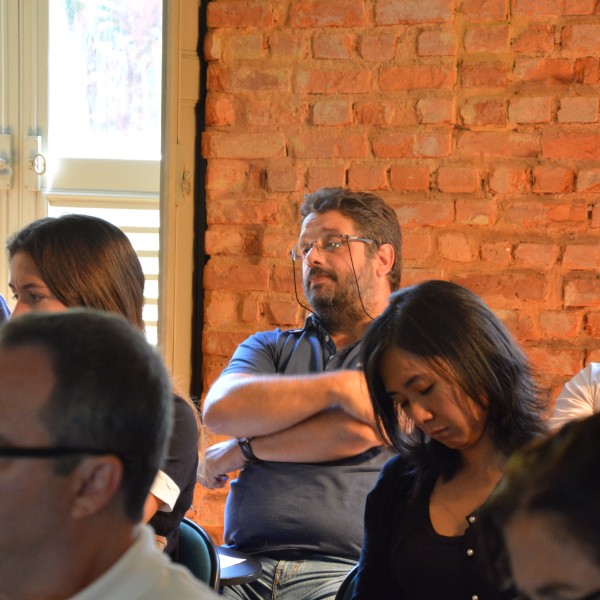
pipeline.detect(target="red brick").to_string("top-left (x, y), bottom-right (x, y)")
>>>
top-left (297, 69), bottom-right (372, 94)
top-left (481, 242), bottom-right (513, 266)
top-left (244, 99), bottom-right (308, 127)
top-left (376, 0), bottom-right (453, 24)
top-left (230, 34), bottom-right (266, 60)
top-left (557, 97), bottom-right (598, 123)
top-left (577, 169), bottom-right (600, 193)
top-left (266, 165), bottom-right (304, 192)
top-left (460, 0), bottom-right (508, 20)
top-left (402, 230), bottom-right (434, 261)
top-left (514, 243), bottom-right (560, 269)
top-left (562, 24), bottom-right (600, 54)
top-left (205, 95), bottom-right (236, 126)
top-left (532, 165), bottom-right (575, 194)
top-left (402, 269), bottom-right (446, 287)
top-left (594, 205), bottom-right (600, 228)
top-left (307, 165), bottom-right (346, 191)
top-left (438, 167), bottom-right (480, 193)
top-left (241, 296), bottom-right (261, 324)
top-left (389, 165), bottom-right (431, 191)
top-left (490, 165), bottom-right (531, 193)
top-left (312, 100), bottom-right (353, 126)
top-left (499, 201), bottom-right (588, 227)
top-left (417, 97), bottom-right (455, 123)
top-left (290, 2), bottom-right (367, 27)
top-left (461, 61), bottom-right (511, 87)
top-left (203, 132), bottom-right (286, 159)
top-left (539, 311), bottom-right (582, 339)
top-left (574, 58), bottom-right (600, 85)
top-left (457, 131), bottom-right (539, 158)
top-left (565, 278), bottom-right (600, 307)
top-left (204, 31), bottom-right (222, 61)
top-left (438, 233), bottom-right (480, 262)
top-left (380, 64), bottom-right (456, 91)
top-left (496, 309), bottom-right (536, 342)
top-left (464, 25), bottom-right (510, 54)
top-left (511, 23), bottom-right (555, 54)
top-left (460, 98), bottom-right (506, 127)
top-left (512, 0), bottom-right (562, 15)
top-left (268, 300), bottom-right (301, 326)
top-left (526, 347), bottom-right (582, 377)
top-left (513, 58), bottom-right (574, 84)
top-left (272, 265), bottom-right (295, 293)
top-left (372, 132), bottom-right (413, 158)
top-left (563, 245), bottom-right (600, 270)
top-left (358, 34), bottom-right (397, 61)
top-left (563, 0), bottom-right (597, 14)
top-left (508, 97), bottom-right (552, 124)
top-left (268, 32), bottom-right (308, 59)
top-left (206, 160), bottom-right (248, 191)
top-left (207, 1), bottom-right (274, 28)
top-left (414, 128), bottom-right (453, 157)
top-left (312, 33), bottom-right (355, 60)
top-left (452, 272), bottom-right (546, 304)
top-left (456, 199), bottom-right (493, 225)
top-left (291, 130), bottom-right (369, 159)
top-left (203, 329), bottom-right (249, 358)
top-left (204, 262), bottom-right (270, 291)
top-left (354, 101), bottom-right (397, 126)
top-left (207, 198), bottom-right (279, 225)
top-left (542, 131), bottom-right (600, 160)
top-left (205, 293), bottom-right (238, 326)
top-left (417, 29), bottom-right (457, 56)
top-left (587, 349), bottom-right (600, 363)
top-left (208, 66), bottom-right (291, 92)
top-left (396, 201), bottom-right (455, 226)
top-left (347, 164), bottom-right (389, 191)
top-left (587, 312), bottom-right (600, 336)
top-left (262, 232), bottom-right (295, 259)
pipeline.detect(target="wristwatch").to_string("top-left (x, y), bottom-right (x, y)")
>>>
top-left (237, 437), bottom-right (259, 462)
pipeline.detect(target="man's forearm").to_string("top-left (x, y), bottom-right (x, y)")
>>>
top-left (249, 408), bottom-right (383, 463)
top-left (203, 370), bottom-right (373, 438)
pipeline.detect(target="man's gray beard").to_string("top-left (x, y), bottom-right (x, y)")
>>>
top-left (304, 272), bottom-right (372, 333)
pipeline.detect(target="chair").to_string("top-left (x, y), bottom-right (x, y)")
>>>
top-left (175, 518), bottom-right (220, 589)
top-left (335, 565), bottom-right (359, 600)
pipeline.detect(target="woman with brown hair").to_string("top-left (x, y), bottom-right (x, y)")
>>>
top-left (7, 214), bottom-right (199, 557)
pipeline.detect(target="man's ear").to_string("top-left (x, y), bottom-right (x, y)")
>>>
top-left (375, 243), bottom-right (395, 279)
top-left (70, 455), bottom-right (124, 520)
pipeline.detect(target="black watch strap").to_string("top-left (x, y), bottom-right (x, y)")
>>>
top-left (237, 437), bottom-right (259, 462)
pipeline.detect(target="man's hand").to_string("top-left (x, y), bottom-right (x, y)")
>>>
top-left (198, 438), bottom-right (247, 490)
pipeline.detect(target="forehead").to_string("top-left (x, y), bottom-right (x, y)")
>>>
top-left (299, 210), bottom-right (358, 240)
top-left (9, 252), bottom-right (43, 284)
top-left (0, 344), bottom-right (55, 444)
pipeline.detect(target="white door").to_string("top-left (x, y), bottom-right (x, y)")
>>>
top-left (0, 0), bottom-right (162, 343)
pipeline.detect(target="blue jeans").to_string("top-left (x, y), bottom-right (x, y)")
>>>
top-left (221, 554), bottom-right (356, 600)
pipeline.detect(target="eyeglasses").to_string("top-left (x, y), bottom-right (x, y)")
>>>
top-left (289, 233), bottom-right (377, 262)
top-left (0, 446), bottom-right (117, 460)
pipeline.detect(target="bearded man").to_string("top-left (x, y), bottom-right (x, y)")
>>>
top-left (201, 187), bottom-right (402, 600)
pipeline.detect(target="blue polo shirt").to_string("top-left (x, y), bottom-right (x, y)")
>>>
top-left (221, 315), bottom-right (394, 559)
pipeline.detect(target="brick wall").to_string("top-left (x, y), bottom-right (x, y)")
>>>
top-left (196, 0), bottom-right (600, 540)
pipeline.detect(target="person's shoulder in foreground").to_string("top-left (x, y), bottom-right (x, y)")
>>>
top-left (0, 309), bottom-right (218, 599)
top-left (549, 362), bottom-right (600, 430)
top-left (0, 293), bottom-right (10, 321)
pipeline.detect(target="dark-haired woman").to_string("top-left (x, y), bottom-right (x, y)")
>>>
top-left (351, 280), bottom-right (547, 600)
top-left (7, 214), bottom-right (199, 557)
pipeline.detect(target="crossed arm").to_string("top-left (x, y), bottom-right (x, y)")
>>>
top-left (200, 370), bottom-right (382, 488)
